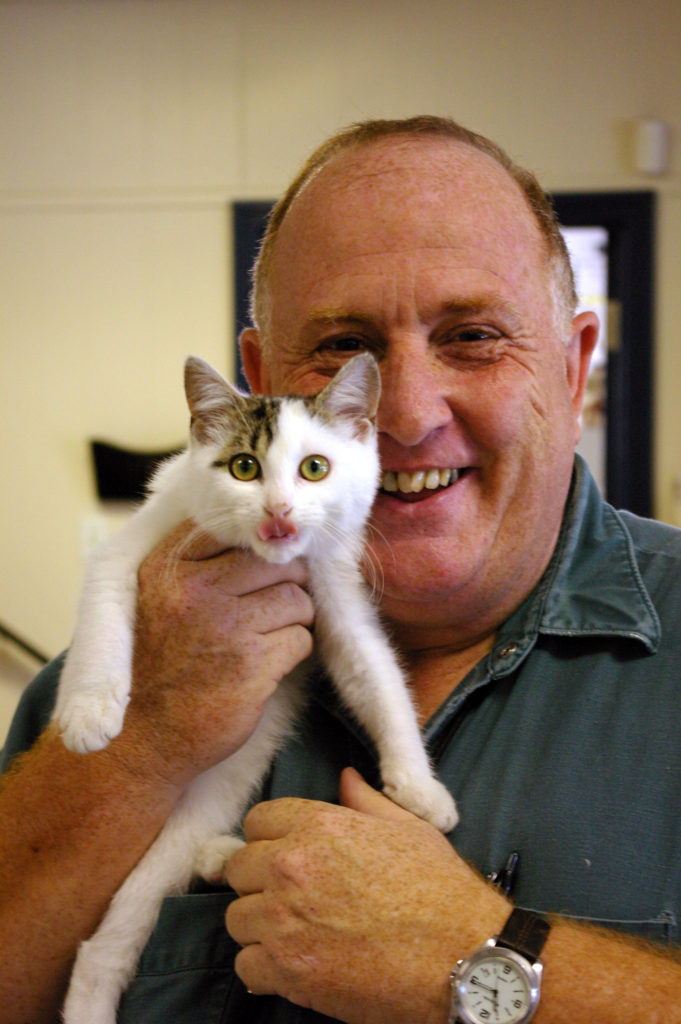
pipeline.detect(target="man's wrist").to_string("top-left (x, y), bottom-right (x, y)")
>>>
top-left (449, 908), bottom-right (550, 1024)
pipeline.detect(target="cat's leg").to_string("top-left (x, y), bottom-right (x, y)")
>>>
top-left (350, 665), bottom-right (458, 833)
top-left (61, 804), bottom-right (201, 1024)
top-left (53, 496), bottom-right (184, 753)
top-left (192, 674), bottom-right (306, 884)
top-left (53, 555), bottom-right (138, 753)
top-left (62, 684), bottom-right (300, 1024)
top-left (312, 569), bottom-right (458, 833)
top-left (193, 834), bottom-right (246, 884)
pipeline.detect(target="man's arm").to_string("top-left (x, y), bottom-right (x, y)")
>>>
top-left (0, 523), bottom-right (314, 1024)
top-left (225, 769), bottom-right (681, 1024)
top-left (0, 727), bottom-right (183, 1023)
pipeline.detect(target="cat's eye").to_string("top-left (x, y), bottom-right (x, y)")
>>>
top-left (299, 455), bottom-right (330, 482)
top-left (229, 453), bottom-right (261, 481)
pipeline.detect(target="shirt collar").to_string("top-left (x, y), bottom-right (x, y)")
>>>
top-left (423, 457), bottom-right (661, 741)
top-left (489, 455), bottom-right (660, 680)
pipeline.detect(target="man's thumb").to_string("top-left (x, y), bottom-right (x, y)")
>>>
top-left (339, 766), bottom-right (419, 823)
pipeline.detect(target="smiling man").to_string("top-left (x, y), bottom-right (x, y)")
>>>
top-left (3, 117), bottom-right (681, 1024)
top-left (240, 123), bottom-right (597, 712)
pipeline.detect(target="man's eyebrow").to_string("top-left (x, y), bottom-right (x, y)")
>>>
top-left (438, 296), bottom-right (524, 324)
top-left (298, 296), bottom-right (525, 337)
top-left (304, 309), bottom-right (372, 326)
top-left (299, 310), bottom-right (375, 338)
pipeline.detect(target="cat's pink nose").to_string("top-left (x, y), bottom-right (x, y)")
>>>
top-left (265, 502), bottom-right (293, 517)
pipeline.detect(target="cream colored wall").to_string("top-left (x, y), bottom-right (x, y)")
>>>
top-left (2, 0), bottom-right (681, 736)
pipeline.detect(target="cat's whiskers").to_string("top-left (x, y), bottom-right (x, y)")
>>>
top-left (159, 514), bottom-right (240, 592)
top-left (312, 516), bottom-right (354, 553)
top-left (362, 522), bottom-right (394, 601)
top-left (307, 518), bottom-right (384, 599)
top-left (185, 511), bottom-right (238, 550)
top-left (156, 535), bottom-right (191, 593)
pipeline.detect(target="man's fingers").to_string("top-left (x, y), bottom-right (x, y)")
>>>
top-left (199, 548), bottom-right (309, 595)
top-left (238, 582), bottom-right (315, 635)
top-left (226, 891), bottom-right (266, 941)
top-left (233, 942), bottom-right (278, 997)
top-left (235, 773), bottom-right (420, 863)
top-left (339, 766), bottom-right (420, 823)
top-left (239, 796), bottom-right (326, 844)
top-left (151, 519), bottom-right (227, 561)
top-left (225, 895), bottom-right (279, 996)
top-left (144, 519), bottom-right (310, 591)
top-left (225, 845), bottom-right (266, 897)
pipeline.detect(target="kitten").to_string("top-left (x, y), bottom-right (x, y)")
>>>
top-left (54, 353), bottom-right (458, 1024)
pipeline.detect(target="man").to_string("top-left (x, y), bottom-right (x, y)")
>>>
top-left (2, 116), bottom-right (681, 1024)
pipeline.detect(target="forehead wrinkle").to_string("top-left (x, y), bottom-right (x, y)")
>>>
top-left (293, 239), bottom-right (541, 304)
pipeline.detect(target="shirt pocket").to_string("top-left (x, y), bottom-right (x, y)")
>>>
top-left (117, 891), bottom-right (243, 1024)
top-left (116, 891), bottom-right (340, 1024)
top-left (546, 909), bottom-right (678, 945)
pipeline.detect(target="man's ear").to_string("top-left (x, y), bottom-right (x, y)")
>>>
top-left (239, 327), bottom-right (272, 395)
top-left (566, 310), bottom-right (600, 443)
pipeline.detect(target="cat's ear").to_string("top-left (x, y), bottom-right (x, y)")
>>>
top-left (314, 353), bottom-right (381, 439)
top-left (184, 356), bottom-right (244, 443)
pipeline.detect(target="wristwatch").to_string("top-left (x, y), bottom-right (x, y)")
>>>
top-left (449, 908), bottom-right (550, 1024)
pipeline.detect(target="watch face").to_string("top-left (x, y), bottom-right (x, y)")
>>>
top-left (454, 948), bottom-right (539, 1024)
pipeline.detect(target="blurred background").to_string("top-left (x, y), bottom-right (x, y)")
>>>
top-left (2, 0), bottom-right (680, 738)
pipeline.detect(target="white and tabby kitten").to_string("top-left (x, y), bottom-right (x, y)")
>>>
top-left (54, 353), bottom-right (458, 1024)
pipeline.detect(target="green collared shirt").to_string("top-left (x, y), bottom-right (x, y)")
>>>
top-left (4, 457), bottom-right (681, 1023)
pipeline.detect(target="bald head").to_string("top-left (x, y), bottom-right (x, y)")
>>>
top-left (250, 116), bottom-right (576, 348)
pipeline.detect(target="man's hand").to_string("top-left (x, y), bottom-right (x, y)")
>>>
top-left (119, 521), bottom-right (315, 788)
top-left (225, 768), bottom-right (509, 1024)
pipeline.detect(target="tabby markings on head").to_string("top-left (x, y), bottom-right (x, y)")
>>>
top-left (215, 395), bottom-right (280, 466)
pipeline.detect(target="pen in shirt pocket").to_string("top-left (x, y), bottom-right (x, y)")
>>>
top-left (487, 851), bottom-right (520, 897)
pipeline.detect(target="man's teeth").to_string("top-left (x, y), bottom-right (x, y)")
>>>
top-left (381, 468), bottom-right (460, 494)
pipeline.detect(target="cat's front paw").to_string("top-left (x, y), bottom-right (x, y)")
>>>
top-left (56, 692), bottom-right (129, 754)
top-left (383, 773), bottom-right (459, 833)
top-left (194, 835), bottom-right (246, 885)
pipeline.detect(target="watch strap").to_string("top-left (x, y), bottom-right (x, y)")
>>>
top-left (497, 907), bottom-right (550, 962)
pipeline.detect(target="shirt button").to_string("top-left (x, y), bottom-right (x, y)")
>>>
top-left (498, 642), bottom-right (519, 658)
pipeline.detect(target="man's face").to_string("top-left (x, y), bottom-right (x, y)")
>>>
top-left (243, 137), bottom-right (595, 643)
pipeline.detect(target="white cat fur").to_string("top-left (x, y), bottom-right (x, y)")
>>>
top-left (54, 353), bottom-right (458, 1024)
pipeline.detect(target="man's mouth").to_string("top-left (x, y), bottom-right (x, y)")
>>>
top-left (380, 468), bottom-right (461, 500)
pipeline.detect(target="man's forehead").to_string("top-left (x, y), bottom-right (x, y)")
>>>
top-left (275, 134), bottom-right (542, 256)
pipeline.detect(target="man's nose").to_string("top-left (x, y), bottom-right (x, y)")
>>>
top-left (376, 345), bottom-right (453, 446)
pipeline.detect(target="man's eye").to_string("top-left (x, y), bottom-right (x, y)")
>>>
top-left (453, 327), bottom-right (498, 342)
top-left (439, 326), bottom-right (505, 366)
top-left (320, 336), bottom-right (368, 352)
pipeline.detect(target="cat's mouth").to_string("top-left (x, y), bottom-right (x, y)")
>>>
top-left (258, 514), bottom-right (298, 543)
top-left (380, 468), bottom-right (462, 501)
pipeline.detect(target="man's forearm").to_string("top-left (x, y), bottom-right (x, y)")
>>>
top-left (226, 775), bottom-right (681, 1024)
top-left (0, 726), bottom-right (180, 1024)
top-left (537, 915), bottom-right (681, 1024)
